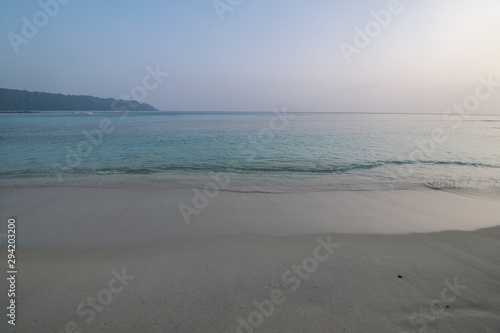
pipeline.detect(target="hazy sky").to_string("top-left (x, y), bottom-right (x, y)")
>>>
top-left (1, 0), bottom-right (499, 112)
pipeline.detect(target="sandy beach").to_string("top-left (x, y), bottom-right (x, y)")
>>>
top-left (1, 186), bottom-right (499, 332)
top-left (2, 0), bottom-right (500, 331)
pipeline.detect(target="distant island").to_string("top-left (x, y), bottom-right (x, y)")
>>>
top-left (0, 88), bottom-right (158, 111)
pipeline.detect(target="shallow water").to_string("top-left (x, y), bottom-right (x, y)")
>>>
top-left (1, 111), bottom-right (499, 196)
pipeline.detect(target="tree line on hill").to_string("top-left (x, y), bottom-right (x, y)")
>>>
top-left (0, 88), bottom-right (158, 111)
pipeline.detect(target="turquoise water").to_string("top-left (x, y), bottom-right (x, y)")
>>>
top-left (1, 111), bottom-right (499, 195)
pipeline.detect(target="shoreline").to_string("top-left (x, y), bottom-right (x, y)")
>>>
top-left (1, 186), bottom-right (499, 251)
top-left (0, 185), bottom-right (499, 332)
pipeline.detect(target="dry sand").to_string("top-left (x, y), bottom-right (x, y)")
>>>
top-left (0, 186), bottom-right (499, 332)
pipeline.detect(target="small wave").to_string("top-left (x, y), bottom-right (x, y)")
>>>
top-left (108, 159), bottom-right (499, 174)
top-left (1, 159), bottom-right (499, 178)
top-left (90, 160), bottom-right (499, 175)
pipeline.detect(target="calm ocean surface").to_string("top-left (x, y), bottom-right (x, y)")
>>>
top-left (1, 111), bottom-right (499, 196)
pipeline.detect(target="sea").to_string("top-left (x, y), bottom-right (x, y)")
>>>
top-left (1, 111), bottom-right (499, 197)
